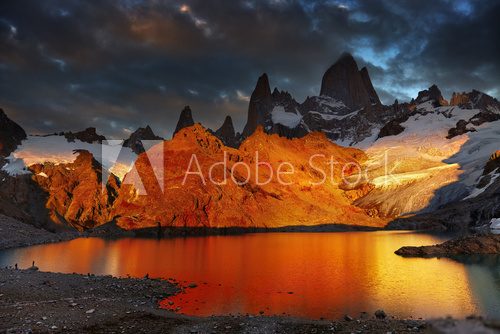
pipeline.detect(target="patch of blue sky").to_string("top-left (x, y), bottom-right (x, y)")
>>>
top-left (350, 38), bottom-right (400, 70)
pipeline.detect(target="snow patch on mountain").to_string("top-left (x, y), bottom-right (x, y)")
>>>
top-left (307, 108), bottom-right (361, 121)
top-left (315, 96), bottom-right (348, 109)
top-left (1, 135), bottom-right (137, 179)
top-left (464, 172), bottom-right (499, 200)
top-left (355, 104), bottom-right (500, 216)
top-left (1, 157), bottom-right (30, 176)
top-left (271, 106), bottom-right (302, 128)
top-left (487, 105), bottom-right (500, 113)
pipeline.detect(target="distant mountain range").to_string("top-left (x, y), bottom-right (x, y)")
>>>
top-left (176, 52), bottom-right (500, 149)
top-left (1, 53), bottom-right (499, 232)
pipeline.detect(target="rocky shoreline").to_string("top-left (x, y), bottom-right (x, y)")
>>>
top-left (0, 214), bottom-right (383, 251)
top-left (395, 233), bottom-right (500, 257)
top-left (0, 215), bottom-right (79, 250)
top-left (2, 268), bottom-right (500, 333)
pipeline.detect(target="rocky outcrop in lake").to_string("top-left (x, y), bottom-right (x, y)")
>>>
top-left (395, 234), bottom-right (500, 257)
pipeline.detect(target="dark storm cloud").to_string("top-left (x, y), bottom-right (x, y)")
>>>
top-left (0, 0), bottom-right (498, 138)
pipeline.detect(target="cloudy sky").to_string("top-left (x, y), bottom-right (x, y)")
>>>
top-left (1, 0), bottom-right (499, 138)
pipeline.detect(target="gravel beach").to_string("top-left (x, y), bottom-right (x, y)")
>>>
top-left (2, 268), bottom-right (500, 333)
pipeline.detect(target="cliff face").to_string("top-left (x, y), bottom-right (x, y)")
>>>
top-left (28, 150), bottom-right (120, 231)
top-left (111, 124), bottom-right (384, 230)
top-left (242, 74), bottom-right (273, 138)
top-left (320, 53), bottom-right (374, 110)
top-left (0, 149), bottom-right (121, 231)
top-left (0, 171), bottom-right (50, 229)
top-left (359, 67), bottom-right (381, 106)
top-left (0, 108), bottom-right (27, 157)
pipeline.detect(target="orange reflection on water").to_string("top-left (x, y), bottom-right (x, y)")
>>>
top-left (0, 232), bottom-right (485, 319)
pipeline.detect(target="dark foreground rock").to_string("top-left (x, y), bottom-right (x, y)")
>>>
top-left (1, 268), bottom-right (499, 333)
top-left (0, 268), bottom-right (179, 333)
top-left (395, 234), bottom-right (500, 257)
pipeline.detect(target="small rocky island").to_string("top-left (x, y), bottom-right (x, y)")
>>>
top-left (395, 234), bottom-right (500, 257)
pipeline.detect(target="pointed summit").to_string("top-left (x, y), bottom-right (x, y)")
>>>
top-left (174, 106), bottom-right (195, 136)
top-left (415, 84), bottom-right (448, 107)
top-left (252, 73), bottom-right (272, 101)
top-left (64, 127), bottom-right (106, 144)
top-left (216, 116), bottom-right (236, 137)
top-left (360, 67), bottom-right (381, 105)
top-left (124, 125), bottom-right (164, 154)
top-left (242, 73), bottom-right (273, 137)
top-left (214, 115), bottom-right (238, 147)
top-left (320, 53), bottom-right (373, 110)
top-left (450, 90), bottom-right (500, 110)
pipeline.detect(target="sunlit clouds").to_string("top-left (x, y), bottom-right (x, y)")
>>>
top-left (179, 4), bottom-right (190, 13)
top-left (179, 3), bottom-right (213, 37)
top-left (236, 90), bottom-right (250, 102)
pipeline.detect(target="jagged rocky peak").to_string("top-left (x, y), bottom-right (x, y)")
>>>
top-left (450, 91), bottom-right (470, 106)
top-left (242, 73), bottom-right (273, 137)
top-left (271, 87), bottom-right (292, 100)
top-left (124, 125), bottom-right (164, 154)
top-left (216, 115), bottom-right (235, 137)
top-left (450, 90), bottom-right (500, 111)
top-left (360, 67), bottom-right (381, 105)
top-left (132, 125), bottom-right (159, 139)
top-left (214, 115), bottom-right (238, 148)
top-left (252, 73), bottom-right (272, 101)
top-left (320, 52), bottom-right (378, 110)
top-left (271, 88), bottom-right (301, 113)
top-left (63, 127), bottom-right (106, 144)
top-left (173, 105), bottom-right (195, 136)
top-left (415, 84), bottom-right (448, 107)
top-left (0, 108), bottom-right (27, 157)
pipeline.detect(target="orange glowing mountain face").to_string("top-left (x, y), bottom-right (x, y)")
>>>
top-left (29, 151), bottom-right (120, 230)
top-left (111, 124), bottom-right (386, 229)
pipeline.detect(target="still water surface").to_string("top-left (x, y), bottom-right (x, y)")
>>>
top-left (1, 231), bottom-right (499, 319)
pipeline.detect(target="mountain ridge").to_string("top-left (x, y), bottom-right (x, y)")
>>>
top-left (1, 52), bottom-right (499, 232)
